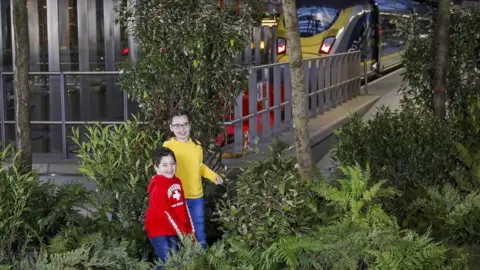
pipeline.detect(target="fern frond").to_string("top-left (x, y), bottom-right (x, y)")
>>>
top-left (262, 235), bottom-right (324, 269)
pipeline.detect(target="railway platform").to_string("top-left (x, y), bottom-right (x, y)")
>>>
top-left (317, 68), bottom-right (404, 177)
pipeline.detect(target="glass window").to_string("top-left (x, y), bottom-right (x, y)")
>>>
top-left (296, 4), bottom-right (340, 37)
top-left (59, 0), bottom-right (79, 71)
top-left (38, 0), bottom-right (48, 71)
top-left (91, 0), bottom-right (105, 71)
top-left (1, 0), bottom-right (12, 71)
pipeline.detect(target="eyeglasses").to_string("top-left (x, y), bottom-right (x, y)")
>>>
top-left (171, 122), bottom-right (190, 129)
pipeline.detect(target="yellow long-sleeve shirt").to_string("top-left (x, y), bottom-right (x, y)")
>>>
top-left (163, 138), bottom-right (217, 199)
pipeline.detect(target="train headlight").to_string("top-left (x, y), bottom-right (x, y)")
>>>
top-left (277, 38), bottom-right (287, 55)
top-left (319, 37), bottom-right (335, 54)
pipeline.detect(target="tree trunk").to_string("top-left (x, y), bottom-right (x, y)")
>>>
top-left (12, 0), bottom-right (32, 171)
top-left (281, 0), bottom-right (312, 181)
top-left (433, 0), bottom-right (450, 119)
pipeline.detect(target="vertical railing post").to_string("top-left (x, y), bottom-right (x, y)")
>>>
top-left (253, 27), bottom-right (261, 66)
top-left (347, 53), bottom-right (354, 99)
top-left (60, 73), bottom-right (68, 158)
top-left (358, 53), bottom-right (362, 96)
top-left (0, 72), bottom-right (5, 151)
top-left (273, 65), bottom-right (281, 134)
top-left (303, 60), bottom-right (310, 117)
top-left (284, 65), bottom-right (292, 129)
top-left (248, 70), bottom-right (258, 142)
top-left (261, 67), bottom-right (270, 139)
top-left (317, 59), bottom-right (325, 114)
top-left (364, 55), bottom-right (368, 94)
top-left (123, 83), bottom-right (128, 121)
top-left (331, 56), bottom-right (338, 108)
top-left (337, 54), bottom-right (344, 104)
top-left (233, 91), bottom-right (243, 154)
top-left (310, 59), bottom-right (318, 117)
top-left (325, 57), bottom-right (332, 109)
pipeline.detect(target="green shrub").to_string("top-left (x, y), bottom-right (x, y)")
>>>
top-left (407, 183), bottom-right (480, 245)
top-left (170, 163), bottom-right (468, 269)
top-left (332, 107), bottom-right (457, 217)
top-left (16, 236), bottom-right (153, 270)
top-left (253, 165), bottom-right (467, 270)
top-left (399, 8), bottom-right (480, 118)
top-left (0, 145), bottom-right (90, 265)
top-left (117, 0), bottom-right (252, 146)
top-left (0, 145), bottom-right (42, 263)
top-left (451, 98), bottom-right (480, 190)
top-left (72, 117), bottom-right (163, 259)
top-left (215, 141), bottom-right (324, 249)
top-left (405, 134), bottom-right (480, 245)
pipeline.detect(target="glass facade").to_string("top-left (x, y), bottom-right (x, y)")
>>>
top-left (0, 0), bottom-right (138, 154)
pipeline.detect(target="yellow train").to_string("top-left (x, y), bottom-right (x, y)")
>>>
top-left (269, 0), bottom-right (434, 74)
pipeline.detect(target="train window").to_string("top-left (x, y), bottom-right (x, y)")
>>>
top-left (381, 15), bottom-right (397, 32)
top-left (295, 3), bottom-right (340, 37)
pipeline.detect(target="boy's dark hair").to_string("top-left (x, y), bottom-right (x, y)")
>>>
top-left (152, 147), bottom-right (176, 167)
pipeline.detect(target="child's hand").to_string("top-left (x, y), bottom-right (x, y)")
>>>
top-left (215, 175), bottom-right (224, 185)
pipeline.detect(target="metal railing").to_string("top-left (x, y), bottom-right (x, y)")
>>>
top-left (0, 71), bottom-right (132, 158)
top-left (0, 51), bottom-right (364, 158)
top-left (224, 51), bottom-right (363, 153)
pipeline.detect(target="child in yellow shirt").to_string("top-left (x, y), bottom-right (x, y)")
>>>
top-left (163, 110), bottom-right (223, 249)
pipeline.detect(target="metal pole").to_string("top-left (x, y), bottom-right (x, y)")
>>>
top-left (363, 57), bottom-right (368, 94)
top-left (0, 72), bottom-right (6, 150)
top-left (123, 91), bottom-right (128, 121)
top-left (60, 73), bottom-right (68, 158)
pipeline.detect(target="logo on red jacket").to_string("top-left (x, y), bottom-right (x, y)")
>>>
top-left (168, 184), bottom-right (182, 201)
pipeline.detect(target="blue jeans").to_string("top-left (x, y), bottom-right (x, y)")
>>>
top-left (149, 235), bottom-right (179, 270)
top-left (186, 197), bottom-right (206, 249)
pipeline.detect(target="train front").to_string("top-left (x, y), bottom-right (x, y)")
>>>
top-left (273, 0), bottom-right (377, 64)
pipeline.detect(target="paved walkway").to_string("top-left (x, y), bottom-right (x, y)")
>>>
top-left (316, 68), bottom-right (404, 176)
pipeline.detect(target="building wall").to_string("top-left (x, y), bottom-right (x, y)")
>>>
top-left (0, 0), bottom-right (270, 155)
top-left (0, 0), bottom-right (137, 154)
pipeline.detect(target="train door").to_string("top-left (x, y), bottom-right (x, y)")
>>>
top-left (379, 12), bottom-right (404, 69)
top-left (346, 4), bottom-right (378, 73)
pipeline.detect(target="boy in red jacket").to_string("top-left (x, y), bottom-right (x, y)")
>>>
top-left (145, 147), bottom-right (194, 269)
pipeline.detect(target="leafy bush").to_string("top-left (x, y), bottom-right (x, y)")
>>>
top-left (166, 164), bottom-right (468, 269)
top-left (72, 117), bottom-right (163, 259)
top-left (243, 0), bottom-right (267, 26)
top-left (0, 145), bottom-right (90, 265)
top-left (15, 236), bottom-right (153, 270)
top-left (1, 118), bottom-right (175, 268)
top-left (215, 141), bottom-right (324, 249)
top-left (0, 145), bottom-right (42, 263)
top-left (407, 183), bottom-right (480, 245)
top-left (117, 0), bottom-right (252, 146)
top-left (399, 8), bottom-right (480, 117)
top-left (252, 165), bottom-right (467, 270)
top-left (332, 107), bottom-right (457, 216)
top-left (405, 134), bottom-right (480, 246)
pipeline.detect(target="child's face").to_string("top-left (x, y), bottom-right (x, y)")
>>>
top-left (170, 115), bottom-right (191, 142)
top-left (154, 155), bottom-right (177, 179)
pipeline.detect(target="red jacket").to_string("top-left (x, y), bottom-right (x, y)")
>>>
top-left (144, 174), bottom-right (194, 238)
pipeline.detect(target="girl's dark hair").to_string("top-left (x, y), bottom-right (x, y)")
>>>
top-left (168, 109), bottom-right (201, 145)
top-left (152, 147), bottom-right (176, 167)
top-left (168, 109), bottom-right (190, 124)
